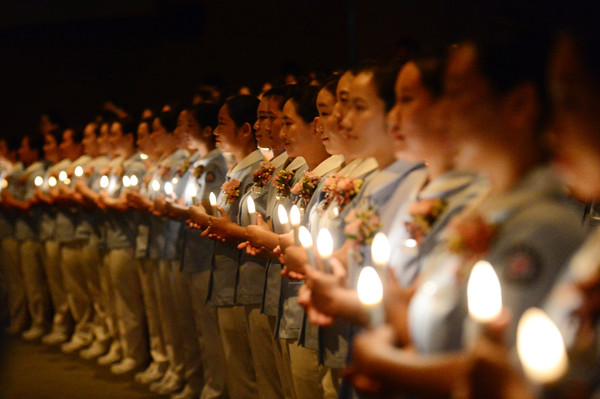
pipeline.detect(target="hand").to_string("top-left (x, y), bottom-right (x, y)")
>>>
top-left (237, 241), bottom-right (265, 256)
top-left (205, 207), bottom-right (232, 237)
top-left (153, 195), bottom-right (167, 216)
top-left (188, 203), bottom-right (210, 227)
top-left (245, 214), bottom-right (272, 246)
top-left (299, 257), bottom-right (347, 323)
top-left (281, 245), bottom-right (309, 279)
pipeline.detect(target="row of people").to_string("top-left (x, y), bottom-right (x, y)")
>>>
top-left (1, 21), bottom-right (599, 399)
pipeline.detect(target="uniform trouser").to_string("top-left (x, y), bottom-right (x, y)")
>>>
top-left (100, 252), bottom-right (119, 342)
top-left (138, 258), bottom-right (167, 365)
top-left (42, 240), bottom-right (71, 334)
top-left (267, 316), bottom-right (296, 399)
top-left (107, 248), bottom-right (148, 363)
top-left (217, 305), bottom-right (258, 399)
top-left (1, 237), bottom-right (28, 332)
top-left (246, 306), bottom-right (285, 399)
top-left (172, 265), bottom-right (203, 393)
top-left (190, 271), bottom-right (228, 399)
top-left (19, 240), bottom-right (51, 330)
top-left (155, 259), bottom-right (184, 377)
top-left (81, 243), bottom-right (110, 342)
top-left (286, 341), bottom-right (339, 399)
top-left (61, 242), bottom-right (93, 342)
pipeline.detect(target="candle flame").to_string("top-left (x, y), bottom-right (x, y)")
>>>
top-left (74, 166), bottom-right (83, 177)
top-left (164, 181), bottom-right (173, 195)
top-left (299, 226), bottom-right (313, 248)
top-left (209, 192), bottom-right (217, 206)
top-left (316, 228), bottom-right (333, 259)
top-left (247, 196), bottom-right (256, 214)
top-left (357, 266), bottom-right (384, 306)
top-left (130, 175), bottom-right (138, 186)
top-left (517, 307), bottom-right (568, 384)
top-left (34, 176), bottom-right (44, 187)
top-left (151, 179), bottom-right (161, 192)
top-left (172, 177), bottom-right (179, 185)
top-left (49, 176), bottom-right (58, 187)
top-left (122, 175), bottom-right (130, 188)
top-left (140, 153), bottom-right (148, 160)
top-left (405, 238), bottom-right (418, 248)
top-left (290, 205), bottom-right (301, 227)
top-left (58, 171), bottom-right (67, 181)
top-left (467, 260), bottom-right (502, 323)
top-left (371, 233), bottom-right (391, 267)
top-left (278, 204), bottom-right (289, 225)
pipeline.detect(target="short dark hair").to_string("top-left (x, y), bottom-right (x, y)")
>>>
top-left (263, 85), bottom-right (297, 111)
top-left (224, 95), bottom-right (259, 130)
top-left (288, 86), bottom-right (319, 124)
top-left (352, 61), bottom-right (401, 113)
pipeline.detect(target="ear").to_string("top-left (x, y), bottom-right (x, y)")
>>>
top-left (238, 122), bottom-right (253, 141)
top-left (503, 83), bottom-right (540, 133)
top-left (201, 126), bottom-right (213, 140)
top-left (124, 132), bottom-right (135, 147)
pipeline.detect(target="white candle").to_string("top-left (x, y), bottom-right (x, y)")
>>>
top-left (58, 171), bottom-right (67, 182)
top-left (371, 232), bottom-right (391, 268)
top-left (187, 184), bottom-right (198, 205)
top-left (517, 307), bottom-right (568, 384)
top-left (172, 177), bottom-right (179, 185)
top-left (122, 175), bottom-right (131, 188)
top-left (151, 179), bottom-right (161, 192)
top-left (290, 205), bottom-right (301, 245)
top-left (34, 176), bottom-right (44, 187)
top-left (140, 153), bottom-right (148, 160)
top-left (357, 266), bottom-right (384, 326)
top-left (467, 260), bottom-right (502, 323)
top-left (299, 226), bottom-right (315, 267)
top-left (49, 176), bottom-right (58, 187)
top-left (74, 166), bottom-right (83, 177)
top-left (278, 204), bottom-right (290, 233)
top-left (164, 181), bottom-right (174, 197)
top-left (247, 196), bottom-right (257, 224)
top-left (316, 228), bottom-right (334, 272)
top-left (64, 178), bottom-right (71, 185)
top-left (99, 175), bottom-right (109, 189)
top-left (209, 192), bottom-right (218, 216)
top-left (129, 175), bottom-right (138, 187)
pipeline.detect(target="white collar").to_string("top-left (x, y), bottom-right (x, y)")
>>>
top-left (337, 158), bottom-right (362, 176)
top-left (286, 156), bottom-right (306, 172)
top-left (25, 161), bottom-right (44, 174)
top-left (348, 157), bottom-right (379, 178)
top-left (73, 155), bottom-right (92, 167)
top-left (228, 149), bottom-right (263, 177)
top-left (271, 152), bottom-right (289, 169)
top-left (311, 155), bottom-right (345, 177)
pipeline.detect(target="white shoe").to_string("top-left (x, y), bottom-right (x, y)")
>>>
top-left (134, 361), bottom-right (167, 384)
top-left (98, 341), bottom-right (122, 366)
top-left (110, 357), bottom-right (141, 375)
top-left (170, 383), bottom-right (199, 399)
top-left (61, 335), bottom-right (92, 354)
top-left (21, 326), bottom-right (45, 341)
top-left (80, 340), bottom-right (109, 360)
top-left (41, 331), bottom-right (69, 345)
top-left (150, 370), bottom-right (184, 395)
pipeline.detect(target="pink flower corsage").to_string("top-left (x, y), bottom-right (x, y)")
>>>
top-left (253, 161), bottom-right (276, 188)
top-left (221, 178), bottom-right (241, 203)
top-left (291, 171), bottom-right (321, 208)
top-left (322, 173), bottom-right (363, 210)
top-left (273, 169), bottom-right (295, 198)
top-left (177, 159), bottom-right (192, 177)
top-left (446, 212), bottom-right (497, 260)
top-left (344, 205), bottom-right (381, 247)
top-left (404, 198), bottom-right (447, 246)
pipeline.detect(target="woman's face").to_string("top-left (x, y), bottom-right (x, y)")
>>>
top-left (43, 133), bottom-right (60, 162)
top-left (549, 36), bottom-right (600, 200)
top-left (266, 97), bottom-right (285, 151)
top-left (316, 88), bottom-right (343, 155)
top-left (214, 104), bottom-right (238, 153)
top-left (59, 129), bottom-right (80, 160)
top-left (81, 124), bottom-right (98, 157)
top-left (150, 118), bottom-right (169, 151)
top-left (340, 71), bottom-right (390, 159)
top-left (185, 112), bottom-right (203, 150)
top-left (254, 97), bottom-right (271, 148)
top-left (108, 122), bottom-right (127, 155)
top-left (136, 122), bottom-right (152, 154)
top-left (329, 72), bottom-right (355, 157)
top-left (174, 110), bottom-right (189, 150)
top-left (280, 99), bottom-right (315, 158)
top-left (97, 123), bottom-right (111, 156)
top-left (390, 62), bottom-right (444, 162)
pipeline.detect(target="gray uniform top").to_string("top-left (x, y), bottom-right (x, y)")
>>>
top-left (236, 153), bottom-right (306, 306)
top-left (72, 155), bottom-right (111, 243)
top-left (104, 153), bottom-right (146, 250)
top-left (54, 155), bottom-right (92, 243)
top-left (409, 167), bottom-right (584, 354)
top-left (181, 149), bottom-right (228, 275)
top-left (0, 163), bottom-right (22, 239)
top-left (38, 159), bottom-right (72, 242)
top-left (13, 161), bottom-right (46, 242)
top-left (207, 149), bottom-right (264, 307)
top-left (133, 160), bottom-right (159, 259)
top-left (147, 149), bottom-right (188, 260)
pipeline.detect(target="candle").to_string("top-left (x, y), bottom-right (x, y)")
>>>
top-left (172, 177), bottom-right (179, 185)
top-left (122, 175), bottom-right (131, 188)
top-left (58, 171), bottom-right (67, 182)
top-left (187, 184), bottom-right (198, 205)
top-left (49, 176), bottom-right (58, 187)
top-left (299, 226), bottom-right (315, 267)
top-left (517, 307), bottom-right (568, 384)
top-left (140, 153), bottom-right (148, 160)
top-left (357, 266), bottom-right (384, 326)
top-left (316, 228), bottom-right (333, 272)
top-left (164, 181), bottom-right (174, 198)
top-left (74, 166), bottom-right (83, 177)
top-left (371, 232), bottom-right (391, 268)
top-left (247, 196), bottom-right (257, 224)
top-left (209, 192), bottom-right (218, 216)
top-left (151, 179), bottom-right (161, 192)
top-left (290, 205), bottom-right (301, 245)
top-left (278, 204), bottom-right (290, 233)
top-left (467, 260), bottom-right (502, 323)
top-left (99, 175), bottom-right (109, 189)
top-left (129, 175), bottom-right (139, 187)
top-left (64, 178), bottom-right (71, 185)
top-left (34, 176), bottom-right (44, 187)
top-left (404, 238), bottom-right (418, 249)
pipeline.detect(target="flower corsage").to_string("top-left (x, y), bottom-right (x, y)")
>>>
top-left (291, 171), bottom-right (321, 208)
top-left (404, 198), bottom-right (447, 246)
top-left (344, 205), bottom-right (381, 247)
top-left (221, 178), bottom-right (241, 203)
top-left (273, 169), bottom-right (295, 199)
top-left (445, 211), bottom-right (497, 261)
top-left (253, 161), bottom-right (276, 188)
top-left (322, 173), bottom-right (363, 210)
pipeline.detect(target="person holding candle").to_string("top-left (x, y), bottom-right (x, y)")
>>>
top-left (188, 94), bottom-right (262, 399)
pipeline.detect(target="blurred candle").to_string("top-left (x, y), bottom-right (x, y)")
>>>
top-left (74, 166), bottom-right (83, 177)
top-left (99, 175), bottom-right (109, 189)
top-left (371, 232), bottom-right (391, 268)
top-left (34, 176), bottom-right (44, 187)
top-left (357, 266), bottom-right (384, 327)
top-left (247, 196), bottom-right (257, 224)
top-left (187, 184), bottom-right (198, 205)
top-left (278, 204), bottom-right (290, 233)
top-left (467, 260), bottom-right (502, 323)
top-left (122, 175), bottom-right (130, 188)
top-left (49, 176), bottom-right (58, 187)
top-left (172, 177), bottom-right (179, 185)
top-left (316, 228), bottom-right (333, 272)
top-left (290, 205), bottom-right (301, 245)
top-left (299, 226), bottom-right (315, 267)
top-left (58, 171), bottom-right (67, 182)
top-left (151, 179), bottom-right (161, 192)
top-left (209, 192), bottom-right (218, 216)
top-left (140, 153), bottom-right (148, 160)
top-left (517, 307), bottom-right (568, 384)
top-left (164, 181), bottom-right (174, 198)
top-left (130, 175), bottom-right (138, 187)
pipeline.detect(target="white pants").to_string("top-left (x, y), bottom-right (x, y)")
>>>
top-left (19, 240), bottom-right (51, 330)
top-left (1, 237), bottom-right (28, 332)
top-left (61, 243), bottom-right (93, 342)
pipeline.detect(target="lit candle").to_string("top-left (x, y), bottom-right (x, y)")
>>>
top-left (357, 266), bottom-right (384, 326)
top-left (316, 228), bottom-right (333, 273)
top-left (140, 153), bottom-right (148, 160)
top-left (49, 176), bottom-right (58, 187)
top-left (64, 178), bottom-right (71, 185)
top-left (0, 178), bottom-right (7, 190)
top-left (209, 192), bottom-right (218, 216)
top-left (164, 181), bottom-right (174, 199)
top-left (299, 226), bottom-right (315, 267)
top-left (278, 204), bottom-right (290, 233)
top-left (290, 205), bottom-right (301, 245)
top-left (332, 206), bottom-right (339, 218)
top-left (58, 171), bottom-right (67, 182)
top-left (172, 177), bottom-right (179, 185)
top-left (517, 307), bottom-right (568, 384)
top-left (74, 166), bottom-right (83, 177)
top-left (247, 196), bottom-right (257, 224)
top-left (34, 176), bottom-right (44, 187)
top-left (130, 175), bottom-right (138, 187)
top-left (187, 184), bottom-right (198, 205)
top-left (371, 232), bottom-right (391, 268)
top-left (151, 179), bottom-right (161, 192)
top-left (99, 175), bottom-right (109, 189)
top-left (122, 175), bottom-right (130, 188)
top-left (467, 260), bottom-right (502, 323)
top-left (404, 238), bottom-right (418, 249)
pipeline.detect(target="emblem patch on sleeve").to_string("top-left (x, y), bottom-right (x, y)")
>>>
top-left (502, 246), bottom-right (541, 284)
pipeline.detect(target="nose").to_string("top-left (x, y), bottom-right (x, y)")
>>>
top-left (387, 105), bottom-right (400, 134)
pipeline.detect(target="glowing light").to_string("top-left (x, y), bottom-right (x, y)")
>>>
top-left (290, 205), bottom-right (301, 227)
top-left (371, 233), bottom-right (391, 268)
top-left (1, 179), bottom-right (8, 189)
top-left (316, 228), bottom-right (333, 260)
top-left (209, 192), bottom-right (217, 215)
top-left (151, 179), bottom-right (160, 192)
top-left (64, 178), bottom-right (71, 185)
top-left (140, 153), bottom-right (148, 160)
top-left (172, 177), bottom-right (179, 185)
top-left (467, 260), bottom-right (502, 323)
top-left (517, 308), bottom-right (568, 384)
top-left (247, 196), bottom-right (257, 224)
top-left (58, 171), bottom-right (67, 181)
top-left (164, 181), bottom-right (173, 196)
top-left (49, 176), bottom-right (57, 187)
top-left (122, 175), bottom-right (130, 188)
top-left (34, 176), bottom-right (44, 187)
top-left (332, 206), bottom-right (339, 218)
top-left (357, 266), bottom-right (384, 306)
top-left (74, 166), bottom-right (83, 177)
top-left (299, 226), bottom-right (313, 248)
top-left (130, 175), bottom-right (138, 186)
top-left (99, 175), bottom-right (109, 189)
top-left (405, 238), bottom-right (418, 248)
top-left (278, 204), bottom-right (289, 227)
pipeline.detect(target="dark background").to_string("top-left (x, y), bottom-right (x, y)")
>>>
top-left (0, 0), bottom-right (584, 143)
